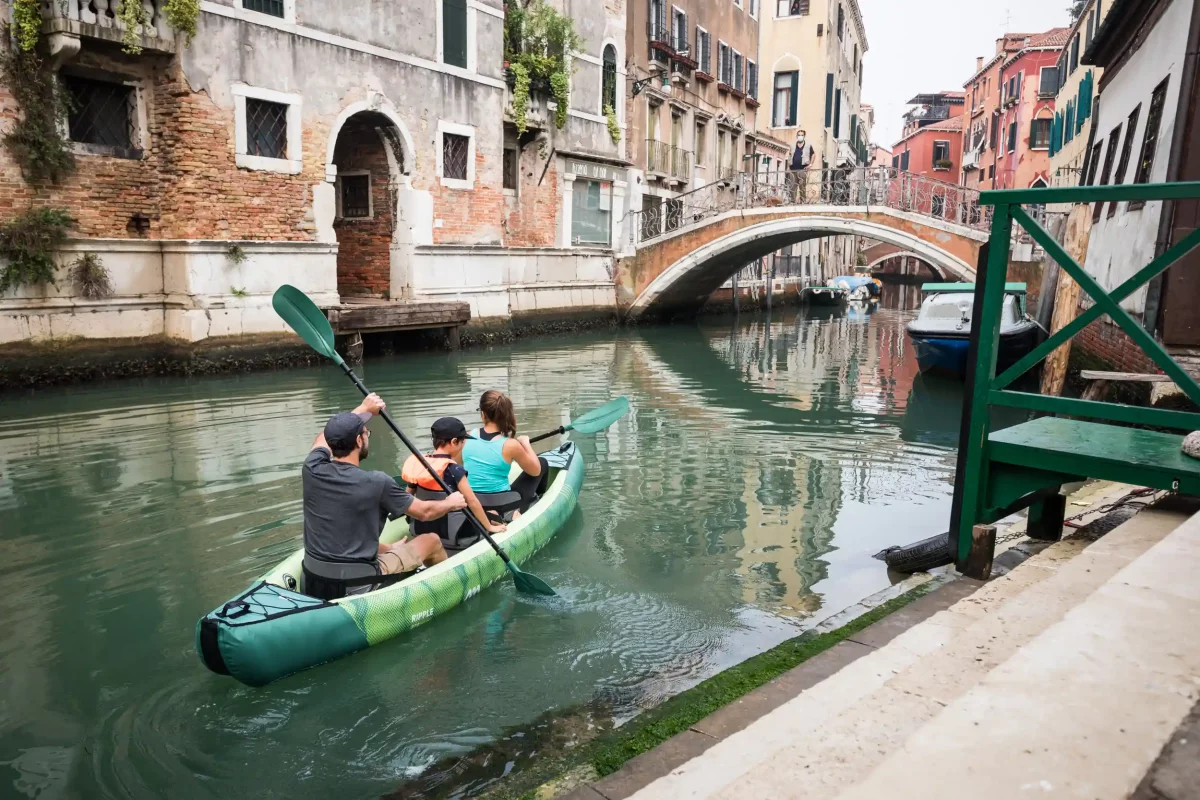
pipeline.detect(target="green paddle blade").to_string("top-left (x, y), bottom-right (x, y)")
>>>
top-left (565, 396), bottom-right (630, 434)
top-left (507, 561), bottom-right (556, 596)
top-left (273, 285), bottom-right (342, 364)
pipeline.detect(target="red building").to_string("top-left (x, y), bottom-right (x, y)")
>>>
top-left (962, 29), bottom-right (1069, 190)
top-left (891, 92), bottom-right (965, 180)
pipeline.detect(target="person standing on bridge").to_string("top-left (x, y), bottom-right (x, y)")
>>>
top-left (789, 130), bottom-right (814, 203)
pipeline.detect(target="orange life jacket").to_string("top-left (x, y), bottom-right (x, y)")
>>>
top-left (401, 452), bottom-right (455, 492)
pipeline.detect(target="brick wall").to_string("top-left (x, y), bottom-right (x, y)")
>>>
top-left (504, 146), bottom-right (558, 247)
top-left (1075, 316), bottom-right (1158, 374)
top-left (332, 116), bottom-right (394, 296)
top-left (431, 145), bottom-right (504, 246)
top-left (0, 49), bottom-right (322, 241)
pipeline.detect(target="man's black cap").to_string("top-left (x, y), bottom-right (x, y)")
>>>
top-left (324, 411), bottom-right (370, 450)
top-left (431, 417), bottom-right (474, 442)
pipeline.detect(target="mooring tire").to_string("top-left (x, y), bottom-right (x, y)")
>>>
top-left (874, 532), bottom-right (954, 573)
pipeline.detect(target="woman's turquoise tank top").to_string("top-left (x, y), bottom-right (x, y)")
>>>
top-left (462, 429), bottom-right (512, 493)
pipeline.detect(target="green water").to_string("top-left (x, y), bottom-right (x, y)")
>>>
top-left (0, 307), bottom-right (964, 798)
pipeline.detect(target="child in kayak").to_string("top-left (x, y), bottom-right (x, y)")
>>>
top-left (402, 417), bottom-right (505, 550)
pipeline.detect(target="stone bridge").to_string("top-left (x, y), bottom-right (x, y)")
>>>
top-left (617, 169), bottom-right (991, 319)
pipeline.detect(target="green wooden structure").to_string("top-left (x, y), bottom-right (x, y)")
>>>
top-left (952, 181), bottom-right (1200, 574)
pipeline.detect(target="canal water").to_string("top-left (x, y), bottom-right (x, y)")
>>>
top-left (0, 304), bottom-right (965, 799)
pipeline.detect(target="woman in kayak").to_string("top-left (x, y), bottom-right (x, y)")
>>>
top-left (463, 390), bottom-right (548, 517)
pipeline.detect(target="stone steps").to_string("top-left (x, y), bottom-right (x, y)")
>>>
top-left (626, 499), bottom-right (1196, 800)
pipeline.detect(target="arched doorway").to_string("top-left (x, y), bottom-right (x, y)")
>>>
top-left (328, 110), bottom-right (405, 299)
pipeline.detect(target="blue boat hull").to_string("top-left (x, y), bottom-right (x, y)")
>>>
top-left (910, 326), bottom-right (1039, 378)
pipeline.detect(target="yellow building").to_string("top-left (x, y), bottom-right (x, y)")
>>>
top-left (1048, 0), bottom-right (1113, 193)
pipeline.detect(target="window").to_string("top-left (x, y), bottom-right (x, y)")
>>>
top-left (441, 0), bottom-right (468, 68)
top-left (1030, 118), bottom-right (1052, 150)
top-left (733, 52), bottom-right (743, 92)
top-left (338, 173), bottom-right (372, 219)
top-left (1084, 142), bottom-right (1103, 186)
top-left (989, 115), bottom-right (998, 150)
top-left (933, 140), bottom-right (950, 166)
top-left (988, 164), bottom-right (995, 180)
top-left (1134, 78), bottom-right (1170, 185)
top-left (232, 84), bottom-right (301, 173)
top-left (503, 147), bottom-right (519, 191)
top-left (824, 72), bottom-right (834, 127)
top-left (1109, 105), bottom-right (1140, 217)
top-left (718, 42), bottom-right (731, 85)
top-left (62, 75), bottom-right (138, 156)
top-left (853, 45), bottom-right (858, 73)
top-left (242, 0), bottom-right (284, 17)
top-left (602, 45), bottom-right (618, 114)
top-left (1070, 34), bottom-right (1080, 73)
top-left (900, 150), bottom-right (910, 171)
top-left (747, 60), bottom-right (758, 100)
top-left (1086, 10), bottom-right (1094, 45)
top-left (1039, 67), bottom-right (1058, 97)
top-left (246, 99), bottom-right (287, 159)
top-left (892, 154), bottom-right (900, 169)
top-left (717, 129), bottom-right (728, 176)
top-left (833, 88), bottom-right (842, 138)
top-left (1007, 121), bottom-right (1017, 152)
top-left (1094, 126), bottom-right (1122, 221)
top-left (695, 121), bottom-right (707, 165)
top-left (773, 71), bottom-right (798, 127)
top-left (672, 8), bottom-right (687, 52)
top-left (778, 0), bottom-right (809, 15)
top-left (749, 0), bottom-right (759, 18)
top-left (572, 179), bottom-right (612, 246)
top-left (696, 27), bottom-right (711, 74)
top-left (837, 3), bottom-right (844, 38)
top-left (650, 0), bottom-right (667, 43)
top-left (437, 121), bottom-right (475, 189)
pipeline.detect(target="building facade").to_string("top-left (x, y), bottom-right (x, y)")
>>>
top-left (1078, 0), bottom-right (1200, 362)
top-left (1047, 0), bottom-right (1112, 191)
top-left (961, 30), bottom-right (1066, 191)
top-left (626, 0), bottom-right (761, 225)
top-left (890, 92), bottom-right (965, 180)
top-left (754, 0), bottom-right (868, 173)
top-left (0, 0), bottom-right (627, 346)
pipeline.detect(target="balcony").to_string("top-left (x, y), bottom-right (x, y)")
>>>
top-left (963, 148), bottom-right (982, 170)
top-left (42, 0), bottom-right (178, 56)
top-left (646, 140), bottom-right (692, 182)
top-left (649, 22), bottom-right (674, 56)
top-left (903, 105), bottom-right (952, 127)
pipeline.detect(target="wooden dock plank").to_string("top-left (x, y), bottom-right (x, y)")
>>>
top-left (328, 301), bottom-right (471, 333)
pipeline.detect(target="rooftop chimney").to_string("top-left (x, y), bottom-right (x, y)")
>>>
top-left (976, 56), bottom-right (984, 71)
top-left (996, 37), bottom-right (1006, 55)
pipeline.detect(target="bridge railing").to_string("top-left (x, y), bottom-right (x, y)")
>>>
top-left (629, 167), bottom-right (993, 247)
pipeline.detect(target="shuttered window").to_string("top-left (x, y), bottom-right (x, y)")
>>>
top-left (833, 88), bottom-right (841, 138)
top-left (442, 0), bottom-right (468, 68)
top-left (773, 71), bottom-right (798, 127)
top-left (824, 73), bottom-right (834, 127)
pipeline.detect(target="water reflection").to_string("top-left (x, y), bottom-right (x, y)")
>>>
top-left (0, 305), bottom-right (960, 798)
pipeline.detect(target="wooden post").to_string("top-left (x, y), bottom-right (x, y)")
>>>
top-left (963, 524), bottom-right (996, 580)
top-left (446, 325), bottom-right (461, 350)
top-left (1027, 492), bottom-right (1066, 542)
top-left (344, 332), bottom-right (364, 365)
top-left (1040, 204), bottom-right (1093, 396)
top-left (733, 271), bottom-right (740, 314)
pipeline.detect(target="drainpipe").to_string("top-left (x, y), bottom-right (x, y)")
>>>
top-left (1144, 0), bottom-right (1200, 337)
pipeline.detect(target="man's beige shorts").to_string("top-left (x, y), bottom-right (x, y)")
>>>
top-left (377, 541), bottom-right (422, 574)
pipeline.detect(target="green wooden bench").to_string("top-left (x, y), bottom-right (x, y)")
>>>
top-left (979, 417), bottom-right (1200, 540)
top-left (952, 181), bottom-right (1200, 577)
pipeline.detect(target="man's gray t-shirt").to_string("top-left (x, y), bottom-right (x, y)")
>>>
top-left (303, 447), bottom-right (414, 564)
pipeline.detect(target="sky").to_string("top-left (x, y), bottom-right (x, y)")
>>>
top-left (858, 0), bottom-right (1075, 147)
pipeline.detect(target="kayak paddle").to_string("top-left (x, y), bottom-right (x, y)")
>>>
top-left (271, 285), bottom-right (555, 597)
top-left (530, 396), bottom-right (630, 444)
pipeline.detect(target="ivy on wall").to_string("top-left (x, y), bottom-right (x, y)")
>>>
top-left (1, 34), bottom-right (75, 184)
top-left (0, 208), bottom-right (74, 294)
top-left (504, 0), bottom-right (580, 135)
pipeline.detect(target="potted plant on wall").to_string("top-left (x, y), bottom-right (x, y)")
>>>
top-left (934, 158), bottom-right (954, 171)
top-left (504, 0), bottom-right (581, 135)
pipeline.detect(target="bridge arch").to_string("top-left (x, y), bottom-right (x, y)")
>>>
top-left (626, 215), bottom-right (976, 319)
top-left (865, 250), bottom-right (945, 276)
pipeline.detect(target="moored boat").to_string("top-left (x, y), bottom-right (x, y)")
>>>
top-left (832, 275), bottom-right (881, 301)
top-left (196, 443), bottom-right (583, 687)
top-left (803, 285), bottom-right (849, 306)
top-left (906, 282), bottom-right (1039, 377)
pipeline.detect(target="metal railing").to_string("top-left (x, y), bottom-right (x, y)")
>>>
top-left (646, 139), bottom-right (671, 175)
top-left (629, 167), bottom-right (991, 246)
top-left (670, 147), bottom-right (693, 181)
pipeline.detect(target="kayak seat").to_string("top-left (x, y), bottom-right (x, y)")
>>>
top-left (411, 486), bottom-right (475, 552)
top-left (301, 554), bottom-right (403, 601)
top-left (475, 490), bottom-right (524, 523)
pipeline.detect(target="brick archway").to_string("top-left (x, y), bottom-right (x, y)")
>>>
top-left (623, 213), bottom-right (980, 319)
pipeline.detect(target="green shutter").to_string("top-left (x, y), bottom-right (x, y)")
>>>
top-left (789, 71), bottom-right (798, 126)
top-left (824, 73), bottom-right (834, 127)
top-left (850, 113), bottom-right (857, 148)
top-left (443, 0), bottom-right (468, 68)
top-left (833, 89), bottom-right (841, 138)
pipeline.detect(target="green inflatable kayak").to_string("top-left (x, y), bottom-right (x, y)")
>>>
top-left (196, 443), bottom-right (583, 687)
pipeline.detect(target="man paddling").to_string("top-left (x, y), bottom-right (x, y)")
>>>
top-left (302, 393), bottom-right (466, 596)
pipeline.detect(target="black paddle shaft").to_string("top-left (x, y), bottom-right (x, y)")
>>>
top-left (529, 427), bottom-right (565, 445)
top-left (339, 364), bottom-right (514, 566)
